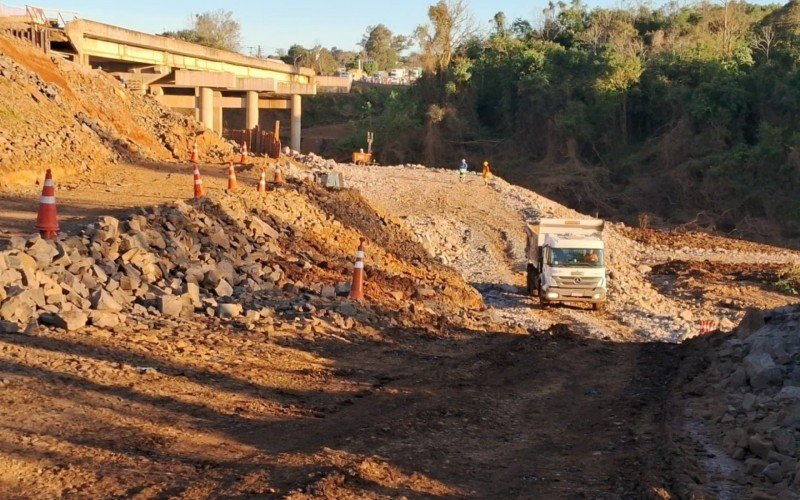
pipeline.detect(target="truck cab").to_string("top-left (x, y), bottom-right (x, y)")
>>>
top-left (525, 219), bottom-right (608, 311)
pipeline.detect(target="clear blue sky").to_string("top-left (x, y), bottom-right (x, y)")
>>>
top-left (46, 0), bottom-right (774, 55)
top-left (43, 0), bottom-right (564, 54)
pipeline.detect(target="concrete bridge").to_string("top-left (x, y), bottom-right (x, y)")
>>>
top-left (63, 19), bottom-right (316, 150)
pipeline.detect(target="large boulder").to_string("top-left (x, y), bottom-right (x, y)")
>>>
top-left (39, 311), bottom-right (88, 331)
top-left (743, 353), bottom-right (783, 389)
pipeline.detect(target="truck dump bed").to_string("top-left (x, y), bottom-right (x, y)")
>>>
top-left (525, 218), bottom-right (605, 260)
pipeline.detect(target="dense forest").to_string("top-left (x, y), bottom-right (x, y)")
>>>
top-left (309, 0), bottom-right (800, 246)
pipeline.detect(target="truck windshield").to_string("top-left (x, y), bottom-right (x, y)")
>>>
top-left (549, 248), bottom-right (604, 268)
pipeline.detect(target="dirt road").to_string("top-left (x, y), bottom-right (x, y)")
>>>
top-left (0, 302), bottom-right (679, 498)
top-left (0, 158), bottom-right (798, 497)
top-left (337, 164), bottom-right (800, 343)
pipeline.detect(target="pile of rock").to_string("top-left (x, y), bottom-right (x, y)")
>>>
top-left (0, 178), bottom-right (486, 335)
top-left (296, 152), bottom-right (338, 171)
top-left (680, 306), bottom-right (800, 496)
top-left (0, 198), bottom-right (288, 332)
top-left (0, 39), bottom-right (236, 187)
top-left (0, 49), bottom-right (116, 181)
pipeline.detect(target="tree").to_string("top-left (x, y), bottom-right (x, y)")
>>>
top-left (511, 18), bottom-right (535, 40)
top-left (284, 44), bottom-right (309, 66)
top-left (753, 24), bottom-right (776, 59)
top-left (311, 45), bottom-right (340, 75)
top-left (281, 44), bottom-right (339, 75)
top-left (492, 12), bottom-right (508, 38)
top-left (360, 24), bottom-right (411, 71)
top-left (415, 0), bottom-right (475, 74)
top-left (331, 47), bottom-right (359, 69)
top-left (161, 9), bottom-right (241, 52)
top-left (716, 0), bottom-right (748, 57)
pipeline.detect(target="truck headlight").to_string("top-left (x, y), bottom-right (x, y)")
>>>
top-left (593, 293), bottom-right (601, 299)
top-left (546, 292), bottom-right (559, 299)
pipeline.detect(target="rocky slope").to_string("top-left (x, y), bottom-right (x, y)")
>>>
top-left (673, 306), bottom-right (800, 497)
top-left (298, 158), bottom-right (800, 343)
top-left (0, 34), bottom-right (235, 187)
top-left (0, 178), bottom-right (485, 336)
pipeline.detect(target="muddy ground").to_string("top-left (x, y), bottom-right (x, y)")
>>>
top-left (0, 309), bottom-right (681, 498)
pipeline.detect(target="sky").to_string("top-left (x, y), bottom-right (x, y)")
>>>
top-left (35, 0), bottom-right (777, 56)
top-left (35, 0), bottom-right (581, 54)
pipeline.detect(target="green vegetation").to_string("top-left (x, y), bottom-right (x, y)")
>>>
top-left (161, 10), bottom-right (242, 52)
top-left (342, 0), bottom-right (800, 245)
top-left (283, 25), bottom-right (411, 75)
top-left (360, 25), bottom-right (412, 73)
top-left (777, 264), bottom-right (800, 294)
top-left (305, 86), bottom-right (423, 161)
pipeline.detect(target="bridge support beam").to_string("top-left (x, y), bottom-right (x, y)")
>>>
top-left (246, 91), bottom-right (259, 130)
top-left (199, 87), bottom-right (214, 131)
top-left (291, 94), bottom-right (302, 152)
top-left (213, 90), bottom-right (223, 133)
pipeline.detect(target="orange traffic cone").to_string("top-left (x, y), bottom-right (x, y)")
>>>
top-left (239, 141), bottom-right (248, 164)
top-left (348, 238), bottom-right (366, 301)
top-left (257, 169), bottom-right (267, 193)
top-left (190, 141), bottom-right (199, 163)
top-left (227, 162), bottom-right (237, 191)
top-left (35, 169), bottom-right (59, 239)
top-left (698, 319), bottom-right (715, 335)
top-left (193, 165), bottom-right (205, 198)
top-left (274, 164), bottom-right (284, 184)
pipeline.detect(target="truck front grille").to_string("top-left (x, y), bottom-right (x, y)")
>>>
top-left (554, 276), bottom-right (602, 289)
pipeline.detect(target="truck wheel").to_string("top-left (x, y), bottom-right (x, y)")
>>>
top-left (526, 265), bottom-right (537, 296)
top-left (539, 297), bottom-right (550, 308)
top-left (592, 302), bottom-right (605, 312)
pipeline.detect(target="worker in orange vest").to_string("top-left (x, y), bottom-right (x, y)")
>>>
top-left (482, 161), bottom-right (493, 185)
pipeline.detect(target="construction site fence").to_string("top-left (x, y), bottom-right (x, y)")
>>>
top-left (0, 23), bottom-right (49, 52)
top-left (1, 3), bottom-right (79, 52)
top-left (223, 126), bottom-right (282, 159)
top-left (0, 3), bottom-right (77, 24)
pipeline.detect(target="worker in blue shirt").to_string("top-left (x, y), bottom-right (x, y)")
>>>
top-left (458, 158), bottom-right (468, 183)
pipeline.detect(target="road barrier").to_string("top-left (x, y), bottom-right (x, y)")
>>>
top-left (698, 319), bottom-right (716, 335)
top-left (35, 169), bottom-right (59, 239)
top-left (223, 123), bottom-right (282, 159)
top-left (239, 141), bottom-right (248, 165)
top-left (193, 166), bottom-right (205, 199)
top-left (227, 162), bottom-right (237, 192)
top-left (349, 238), bottom-right (366, 301)
top-left (257, 169), bottom-right (266, 193)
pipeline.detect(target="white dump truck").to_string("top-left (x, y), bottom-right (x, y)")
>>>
top-left (525, 218), bottom-right (608, 311)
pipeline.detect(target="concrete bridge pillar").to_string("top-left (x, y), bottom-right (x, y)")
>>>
top-left (291, 94), bottom-right (302, 152)
top-left (199, 87), bottom-right (214, 131)
top-left (213, 90), bottom-right (223, 133)
top-left (246, 91), bottom-right (259, 130)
